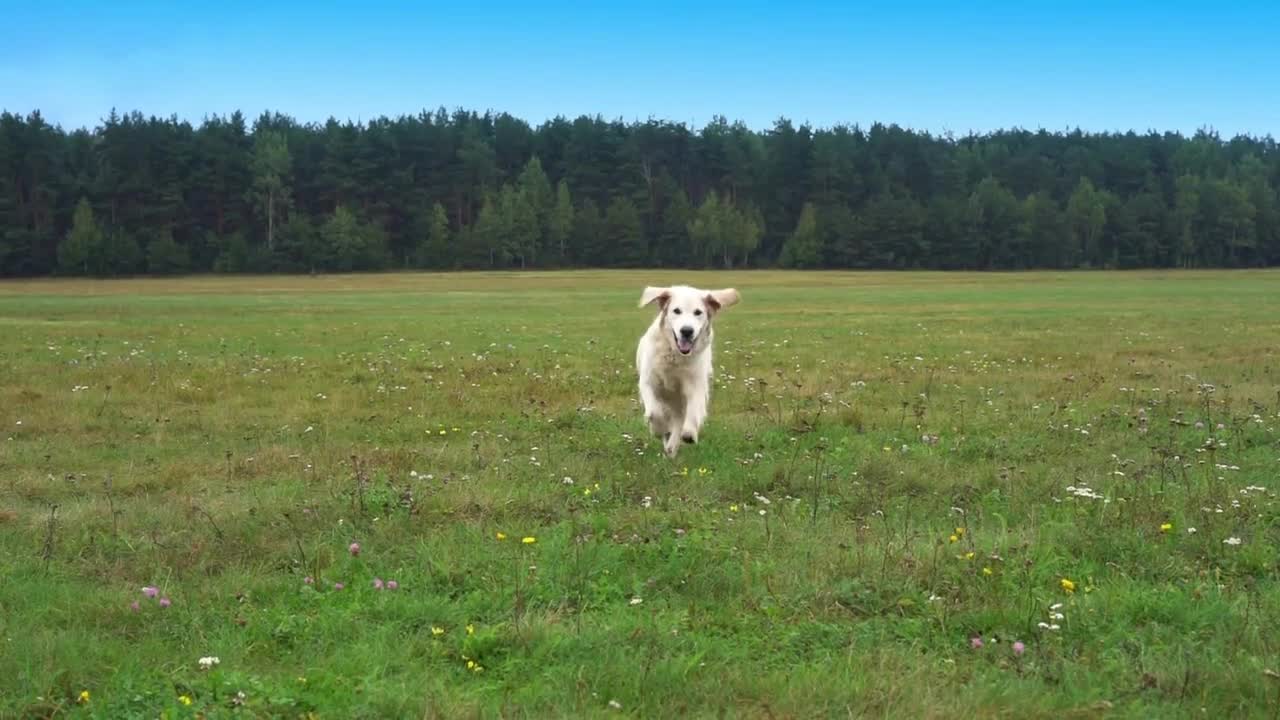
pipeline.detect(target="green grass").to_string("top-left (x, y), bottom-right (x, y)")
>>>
top-left (1, 270), bottom-right (1278, 719)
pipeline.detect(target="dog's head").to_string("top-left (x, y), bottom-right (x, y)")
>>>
top-left (639, 285), bottom-right (740, 356)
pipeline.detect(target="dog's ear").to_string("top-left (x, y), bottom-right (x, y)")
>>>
top-left (704, 288), bottom-right (740, 314)
top-left (639, 286), bottom-right (671, 308)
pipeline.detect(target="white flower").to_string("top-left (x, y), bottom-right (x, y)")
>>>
top-left (1186, 527), bottom-right (1197, 534)
top-left (608, 699), bottom-right (623, 710)
top-left (629, 597), bottom-right (643, 606)
top-left (641, 496), bottom-right (652, 509)
top-left (198, 656), bottom-right (220, 670)
top-left (1223, 537), bottom-right (1242, 546)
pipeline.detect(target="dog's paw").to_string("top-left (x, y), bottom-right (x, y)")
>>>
top-left (681, 431), bottom-right (696, 445)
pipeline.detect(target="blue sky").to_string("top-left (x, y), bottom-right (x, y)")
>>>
top-left (4, 0), bottom-right (1279, 135)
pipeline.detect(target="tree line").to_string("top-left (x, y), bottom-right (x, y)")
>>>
top-left (2, 107), bottom-right (1278, 277)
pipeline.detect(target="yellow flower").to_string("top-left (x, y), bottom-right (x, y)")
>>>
top-left (954, 527), bottom-right (964, 537)
top-left (522, 536), bottom-right (536, 545)
top-left (963, 551), bottom-right (975, 560)
top-left (1160, 522), bottom-right (1173, 533)
top-left (679, 467), bottom-right (689, 476)
top-left (495, 532), bottom-right (507, 541)
top-left (1060, 578), bottom-right (1076, 593)
top-left (179, 695), bottom-right (193, 706)
top-left (466, 660), bottom-right (476, 670)
top-left (431, 626), bottom-right (445, 636)
top-left (982, 567), bottom-right (993, 576)
top-left (466, 623), bottom-right (475, 635)
top-left (948, 534), bottom-right (959, 543)
top-left (438, 429), bottom-right (447, 435)
top-left (697, 467), bottom-right (709, 476)
top-left (729, 504), bottom-right (739, 513)
top-left (77, 690), bottom-right (90, 704)
top-left (583, 487), bottom-right (591, 496)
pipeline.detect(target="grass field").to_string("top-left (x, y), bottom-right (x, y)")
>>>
top-left (2, 270), bottom-right (1279, 719)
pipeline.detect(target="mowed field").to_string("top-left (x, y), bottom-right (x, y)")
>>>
top-left (1, 270), bottom-right (1278, 719)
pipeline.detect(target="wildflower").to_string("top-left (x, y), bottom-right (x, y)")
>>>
top-left (1160, 522), bottom-right (1173, 533)
top-left (954, 527), bottom-right (964, 537)
top-left (522, 536), bottom-right (537, 545)
top-left (982, 567), bottom-right (993, 576)
top-left (1013, 641), bottom-right (1025, 656)
top-left (963, 552), bottom-right (975, 560)
top-left (970, 636), bottom-right (983, 649)
top-left (496, 532), bottom-right (507, 540)
top-left (1060, 578), bottom-right (1076, 593)
top-left (373, 578), bottom-right (384, 590)
top-left (697, 467), bottom-right (709, 476)
top-left (129, 601), bottom-right (140, 612)
top-left (630, 597), bottom-right (644, 606)
top-left (729, 504), bottom-right (739, 512)
top-left (386, 580), bottom-right (398, 590)
top-left (466, 660), bottom-right (476, 670)
top-left (439, 429), bottom-right (447, 435)
top-left (431, 626), bottom-right (445, 636)
top-left (178, 695), bottom-right (193, 706)
top-left (333, 582), bottom-right (344, 591)
top-left (303, 576), bottom-right (314, 585)
top-left (348, 542), bottom-right (361, 556)
top-left (159, 597), bottom-right (172, 608)
top-left (198, 656), bottom-right (220, 671)
top-left (679, 467), bottom-right (689, 476)
top-left (1224, 537), bottom-right (1242, 546)
top-left (608, 700), bottom-right (623, 710)
top-left (949, 534), bottom-right (959, 543)
top-left (142, 586), bottom-right (159, 598)
top-left (78, 690), bottom-right (90, 704)
top-left (1186, 527), bottom-right (1197, 534)
top-left (466, 624), bottom-right (475, 635)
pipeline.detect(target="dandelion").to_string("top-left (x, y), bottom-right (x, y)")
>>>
top-left (954, 527), bottom-right (964, 537)
top-left (198, 656), bottom-right (220, 671)
top-left (1224, 537), bottom-right (1242, 546)
top-left (982, 567), bottom-right (993, 576)
top-left (1012, 641), bottom-right (1025, 656)
top-left (348, 542), bottom-right (361, 556)
top-left (159, 597), bottom-right (172, 608)
top-left (963, 552), bottom-right (975, 560)
top-left (729, 504), bottom-right (739, 512)
top-left (1160, 522), bottom-right (1173, 533)
top-left (1060, 578), bottom-right (1076, 593)
top-left (466, 624), bottom-right (475, 635)
top-left (431, 626), bottom-right (445, 636)
top-left (970, 636), bottom-right (983, 649)
top-left (522, 536), bottom-right (537, 545)
top-left (78, 690), bottom-right (90, 704)
top-left (496, 532), bottom-right (507, 540)
top-left (949, 534), bottom-right (959, 543)
top-left (142, 586), bottom-right (159, 598)
top-left (178, 695), bottom-right (193, 706)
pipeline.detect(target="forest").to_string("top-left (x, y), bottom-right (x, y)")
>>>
top-left (1, 107), bottom-right (1277, 276)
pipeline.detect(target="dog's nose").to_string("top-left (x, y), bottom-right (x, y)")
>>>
top-left (679, 326), bottom-right (694, 339)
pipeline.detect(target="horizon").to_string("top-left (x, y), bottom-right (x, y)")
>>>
top-left (5, 0), bottom-right (1279, 138)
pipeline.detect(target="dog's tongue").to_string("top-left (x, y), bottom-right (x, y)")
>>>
top-left (677, 336), bottom-right (694, 354)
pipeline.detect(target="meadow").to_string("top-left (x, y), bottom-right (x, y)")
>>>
top-left (1, 270), bottom-right (1278, 719)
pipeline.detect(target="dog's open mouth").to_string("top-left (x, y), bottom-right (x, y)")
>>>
top-left (674, 331), bottom-right (694, 355)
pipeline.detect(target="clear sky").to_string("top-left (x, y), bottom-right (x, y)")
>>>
top-left (4, 0), bottom-right (1279, 136)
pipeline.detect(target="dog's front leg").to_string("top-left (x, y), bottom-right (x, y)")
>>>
top-left (638, 381), bottom-right (667, 438)
top-left (680, 388), bottom-right (708, 445)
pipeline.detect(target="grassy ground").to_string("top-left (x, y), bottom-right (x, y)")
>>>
top-left (1, 270), bottom-right (1278, 719)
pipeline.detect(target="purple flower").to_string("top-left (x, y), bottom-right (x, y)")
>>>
top-left (372, 578), bottom-right (384, 590)
top-left (303, 576), bottom-right (314, 585)
top-left (970, 636), bottom-right (983, 650)
top-left (1013, 641), bottom-right (1026, 656)
top-left (348, 542), bottom-right (361, 557)
top-left (333, 582), bottom-right (344, 591)
top-left (386, 580), bottom-right (398, 590)
top-left (159, 597), bottom-right (172, 608)
top-left (129, 601), bottom-right (141, 612)
top-left (141, 586), bottom-right (159, 598)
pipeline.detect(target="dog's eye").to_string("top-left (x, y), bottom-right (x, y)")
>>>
top-left (694, 309), bottom-right (703, 316)
top-left (672, 308), bottom-right (682, 315)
